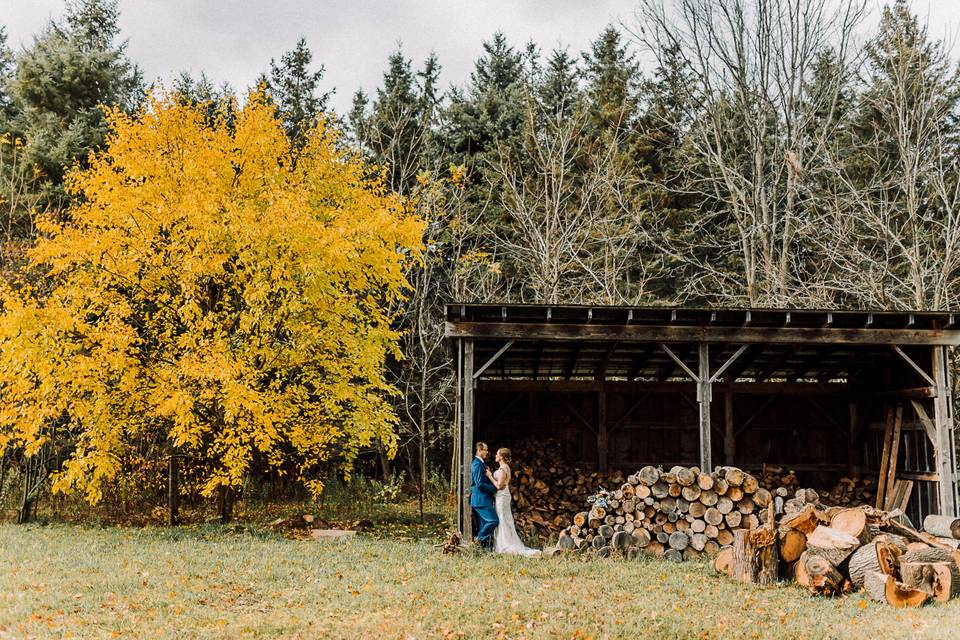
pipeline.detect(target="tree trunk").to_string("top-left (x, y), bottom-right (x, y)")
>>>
top-left (923, 515), bottom-right (960, 540)
top-left (218, 485), bottom-right (233, 524)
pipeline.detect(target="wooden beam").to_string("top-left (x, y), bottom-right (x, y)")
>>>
top-left (532, 341), bottom-right (544, 380)
top-left (910, 400), bottom-right (937, 445)
top-left (552, 391), bottom-right (596, 434)
top-left (473, 340), bottom-right (515, 379)
top-left (598, 390), bottom-right (608, 471)
top-left (848, 402), bottom-right (860, 478)
top-left (892, 345), bottom-right (936, 387)
top-left (476, 380), bottom-right (849, 395)
top-left (875, 404), bottom-right (902, 510)
top-left (461, 340), bottom-right (475, 540)
top-left (656, 344), bottom-right (692, 381)
top-left (445, 321), bottom-right (960, 345)
top-left (932, 345), bottom-right (958, 516)
top-left (734, 391), bottom-right (783, 437)
top-left (485, 392), bottom-right (525, 430)
top-left (565, 344), bottom-right (582, 380)
top-left (661, 343), bottom-right (700, 381)
top-left (709, 344), bottom-right (750, 383)
top-left (698, 343), bottom-right (713, 473)
top-left (595, 342), bottom-right (619, 380)
top-left (724, 390), bottom-right (735, 465)
top-left (882, 405), bottom-right (904, 511)
top-left (609, 392), bottom-right (651, 433)
top-left (726, 344), bottom-right (762, 380)
top-left (627, 345), bottom-right (653, 380)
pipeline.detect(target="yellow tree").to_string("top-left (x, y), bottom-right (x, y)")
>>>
top-left (0, 93), bottom-right (424, 506)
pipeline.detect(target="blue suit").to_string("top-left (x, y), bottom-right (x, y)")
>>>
top-left (470, 456), bottom-right (499, 549)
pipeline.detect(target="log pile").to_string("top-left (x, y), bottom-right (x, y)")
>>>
top-left (824, 476), bottom-right (876, 507)
top-left (711, 499), bottom-right (960, 607)
top-left (510, 439), bottom-right (624, 540)
top-left (757, 465), bottom-right (801, 494)
top-left (552, 464), bottom-right (769, 563)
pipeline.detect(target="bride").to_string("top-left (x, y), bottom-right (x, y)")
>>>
top-left (485, 448), bottom-right (541, 557)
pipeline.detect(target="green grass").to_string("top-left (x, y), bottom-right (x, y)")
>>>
top-left (2, 524), bottom-right (958, 639)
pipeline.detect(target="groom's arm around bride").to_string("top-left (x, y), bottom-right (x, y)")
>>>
top-left (469, 442), bottom-right (498, 550)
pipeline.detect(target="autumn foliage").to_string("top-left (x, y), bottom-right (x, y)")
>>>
top-left (0, 93), bottom-right (424, 502)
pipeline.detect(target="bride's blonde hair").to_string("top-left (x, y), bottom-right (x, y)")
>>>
top-left (497, 447), bottom-right (512, 464)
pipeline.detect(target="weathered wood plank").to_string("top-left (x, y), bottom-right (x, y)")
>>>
top-left (932, 345), bottom-right (958, 516)
top-left (445, 321), bottom-right (960, 346)
top-left (461, 340), bottom-right (475, 540)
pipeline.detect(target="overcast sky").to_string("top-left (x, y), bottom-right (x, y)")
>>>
top-left (4, 1), bottom-right (960, 114)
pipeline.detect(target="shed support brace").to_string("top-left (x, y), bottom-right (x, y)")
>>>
top-left (932, 345), bottom-right (958, 516)
top-left (698, 343), bottom-right (713, 473)
top-left (460, 340), bottom-right (475, 539)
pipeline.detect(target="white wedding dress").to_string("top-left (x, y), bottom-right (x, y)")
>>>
top-left (493, 466), bottom-right (541, 557)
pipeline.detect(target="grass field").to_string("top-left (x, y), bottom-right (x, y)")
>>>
top-left (2, 523), bottom-right (958, 639)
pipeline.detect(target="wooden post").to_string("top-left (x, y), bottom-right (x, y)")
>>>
top-left (848, 402), bottom-right (860, 479)
top-left (724, 389), bottom-right (735, 466)
top-left (598, 390), bottom-right (608, 472)
top-left (698, 343), bottom-right (713, 473)
top-left (932, 345), bottom-right (958, 516)
top-left (461, 339), bottom-right (475, 540)
top-left (168, 452), bottom-right (179, 526)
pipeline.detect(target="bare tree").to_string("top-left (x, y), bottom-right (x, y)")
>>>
top-left (811, 7), bottom-right (960, 311)
top-left (488, 104), bottom-right (653, 304)
top-left (633, 0), bottom-right (867, 305)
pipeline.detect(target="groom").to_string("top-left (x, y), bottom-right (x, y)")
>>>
top-left (470, 441), bottom-right (498, 550)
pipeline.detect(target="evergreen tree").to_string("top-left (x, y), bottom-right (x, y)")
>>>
top-left (350, 49), bottom-right (443, 194)
top-left (264, 38), bottom-right (331, 153)
top-left (0, 27), bottom-right (14, 125)
top-left (5, 0), bottom-right (143, 207)
top-left (538, 48), bottom-right (580, 118)
top-left (172, 71), bottom-right (236, 128)
top-left (445, 32), bottom-right (530, 165)
top-left (582, 26), bottom-right (639, 138)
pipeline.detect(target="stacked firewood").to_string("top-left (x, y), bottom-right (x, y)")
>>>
top-left (713, 499), bottom-right (960, 607)
top-left (824, 476), bottom-right (876, 507)
top-left (510, 439), bottom-right (624, 540)
top-left (553, 464), bottom-right (769, 562)
top-left (757, 465), bottom-right (801, 494)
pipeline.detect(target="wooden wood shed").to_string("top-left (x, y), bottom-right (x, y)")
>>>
top-left (446, 304), bottom-right (960, 539)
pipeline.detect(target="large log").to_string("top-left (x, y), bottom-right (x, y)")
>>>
top-left (804, 554), bottom-right (843, 596)
top-left (732, 528), bottom-right (778, 585)
top-left (779, 504), bottom-right (820, 535)
top-left (865, 571), bottom-right (930, 607)
top-left (900, 561), bottom-right (959, 602)
top-left (923, 514), bottom-right (960, 540)
top-left (805, 525), bottom-right (860, 567)
top-left (830, 508), bottom-right (874, 545)
top-left (848, 541), bottom-right (888, 589)
top-left (779, 529), bottom-right (807, 564)
top-left (714, 546), bottom-right (734, 576)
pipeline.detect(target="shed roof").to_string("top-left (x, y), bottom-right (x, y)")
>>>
top-left (445, 304), bottom-right (959, 383)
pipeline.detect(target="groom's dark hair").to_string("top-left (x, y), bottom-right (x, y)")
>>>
top-left (475, 441), bottom-right (488, 452)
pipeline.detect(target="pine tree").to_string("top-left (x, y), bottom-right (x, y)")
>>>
top-left (582, 26), bottom-right (639, 138)
top-left (172, 71), bottom-right (236, 128)
top-left (445, 32), bottom-right (530, 165)
top-left (5, 0), bottom-right (143, 207)
top-left (538, 48), bottom-right (580, 118)
top-left (264, 38), bottom-right (331, 153)
top-left (0, 27), bottom-right (14, 125)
